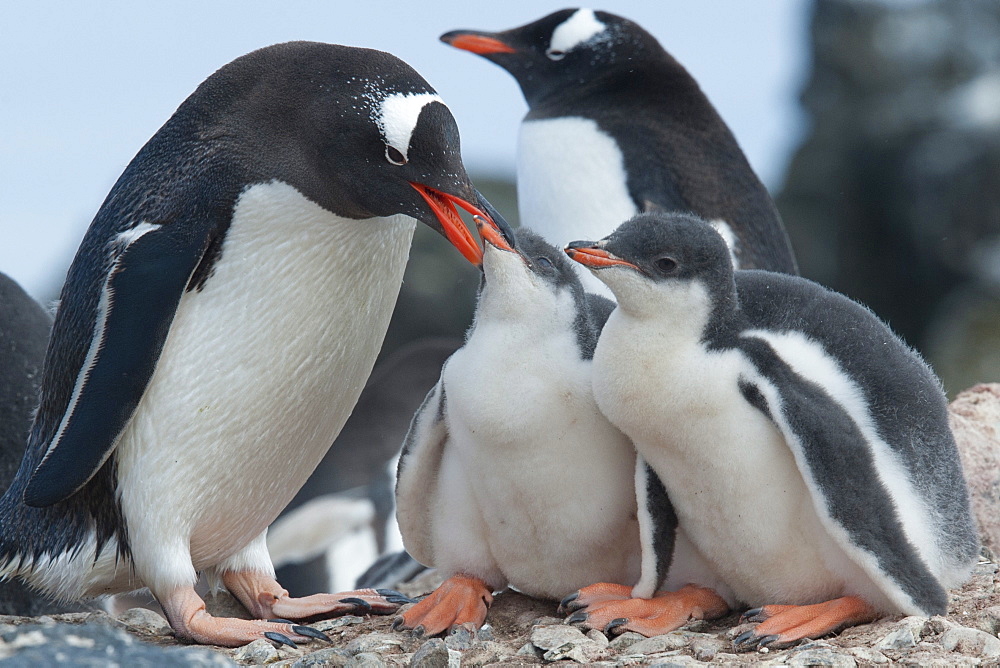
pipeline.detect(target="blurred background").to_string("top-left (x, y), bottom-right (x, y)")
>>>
top-left (1, 0), bottom-right (998, 592)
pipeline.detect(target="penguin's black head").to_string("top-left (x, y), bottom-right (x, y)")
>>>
top-left (565, 212), bottom-right (736, 315)
top-left (441, 9), bottom-right (662, 107)
top-left (192, 41), bottom-right (512, 265)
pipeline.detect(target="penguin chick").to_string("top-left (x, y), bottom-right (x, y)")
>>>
top-left (442, 8), bottom-right (798, 296)
top-left (393, 217), bottom-right (642, 636)
top-left (0, 41), bottom-right (512, 647)
top-left (563, 212), bottom-right (978, 648)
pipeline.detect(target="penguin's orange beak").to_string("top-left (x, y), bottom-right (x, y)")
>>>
top-left (440, 31), bottom-right (517, 55)
top-left (410, 183), bottom-right (488, 266)
top-left (474, 215), bottom-right (516, 253)
top-left (564, 242), bottom-right (640, 271)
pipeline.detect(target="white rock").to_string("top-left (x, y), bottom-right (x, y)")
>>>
top-left (232, 638), bottom-right (279, 665)
top-left (116, 607), bottom-right (172, 635)
top-left (941, 626), bottom-right (1000, 657)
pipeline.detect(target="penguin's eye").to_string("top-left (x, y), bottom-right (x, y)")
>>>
top-left (545, 49), bottom-right (566, 61)
top-left (655, 257), bottom-right (678, 274)
top-left (536, 256), bottom-right (554, 270)
top-left (385, 145), bottom-right (407, 166)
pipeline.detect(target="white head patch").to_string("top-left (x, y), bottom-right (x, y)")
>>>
top-left (375, 92), bottom-right (445, 160)
top-left (549, 8), bottom-right (606, 56)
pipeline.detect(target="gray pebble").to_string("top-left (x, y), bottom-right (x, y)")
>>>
top-left (515, 641), bottom-right (542, 658)
top-left (785, 647), bottom-right (858, 667)
top-left (690, 636), bottom-right (724, 661)
top-left (410, 639), bottom-right (449, 668)
top-left (586, 628), bottom-right (609, 648)
top-left (529, 624), bottom-right (589, 650)
top-left (974, 606), bottom-right (1000, 635)
top-left (290, 647), bottom-right (353, 666)
top-left (844, 647), bottom-right (890, 664)
top-left (443, 626), bottom-right (473, 651)
top-left (232, 638), bottom-right (280, 665)
top-left (349, 652), bottom-right (387, 668)
top-left (626, 632), bottom-right (690, 654)
top-left (941, 626), bottom-right (1000, 657)
top-left (607, 631), bottom-right (646, 651)
top-left (874, 626), bottom-right (918, 650)
top-left (314, 616), bottom-right (364, 633)
top-left (116, 607), bottom-right (172, 635)
top-left (346, 633), bottom-right (405, 656)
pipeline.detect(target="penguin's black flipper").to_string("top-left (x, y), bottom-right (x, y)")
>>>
top-left (24, 223), bottom-right (211, 508)
top-left (394, 377), bottom-right (449, 568)
top-left (735, 336), bottom-right (949, 616)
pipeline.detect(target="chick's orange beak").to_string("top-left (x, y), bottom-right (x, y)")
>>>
top-left (564, 244), bottom-right (640, 271)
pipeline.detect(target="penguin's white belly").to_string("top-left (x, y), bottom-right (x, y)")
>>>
top-left (431, 323), bottom-right (640, 598)
top-left (593, 319), bottom-right (878, 607)
top-left (114, 181), bottom-right (415, 584)
top-left (518, 117), bottom-right (638, 297)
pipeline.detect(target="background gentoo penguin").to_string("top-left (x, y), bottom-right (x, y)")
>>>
top-left (0, 273), bottom-right (87, 616)
top-left (441, 8), bottom-right (798, 295)
top-left (562, 212), bottom-right (979, 648)
top-left (393, 217), bottom-right (640, 636)
top-left (0, 41), bottom-right (512, 648)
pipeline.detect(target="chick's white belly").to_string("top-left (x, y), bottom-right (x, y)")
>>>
top-left (113, 182), bottom-right (415, 581)
top-left (432, 347), bottom-right (640, 598)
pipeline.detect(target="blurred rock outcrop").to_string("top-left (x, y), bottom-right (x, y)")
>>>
top-left (777, 0), bottom-right (1000, 394)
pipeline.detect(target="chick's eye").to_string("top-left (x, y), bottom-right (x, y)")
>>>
top-left (655, 257), bottom-right (678, 274)
top-left (385, 145), bottom-right (407, 165)
top-left (536, 256), bottom-right (554, 270)
top-left (545, 49), bottom-right (566, 61)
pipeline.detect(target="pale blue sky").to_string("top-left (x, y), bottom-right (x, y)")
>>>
top-left (0, 1), bottom-right (809, 299)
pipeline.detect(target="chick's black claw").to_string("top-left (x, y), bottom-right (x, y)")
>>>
top-left (411, 624), bottom-right (426, 638)
top-left (264, 631), bottom-right (298, 648)
top-left (604, 617), bottom-right (629, 635)
top-left (740, 607), bottom-right (764, 623)
top-left (558, 592), bottom-right (579, 614)
top-left (267, 618), bottom-right (294, 624)
top-left (340, 597), bottom-right (373, 612)
top-left (756, 634), bottom-right (781, 648)
top-left (376, 588), bottom-right (412, 602)
top-left (565, 611), bottom-right (588, 625)
top-left (733, 630), bottom-right (757, 649)
top-left (292, 625), bottom-right (331, 642)
top-left (391, 616), bottom-right (405, 631)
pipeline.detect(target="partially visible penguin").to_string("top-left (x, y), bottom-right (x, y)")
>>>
top-left (393, 217), bottom-right (641, 635)
top-left (441, 8), bottom-right (798, 295)
top-left (0, 42), bottom-right (513, 647)
top-left (0, 273), bottom-right (87, 616)
top-left (561, 212), bottom-right (978, 648)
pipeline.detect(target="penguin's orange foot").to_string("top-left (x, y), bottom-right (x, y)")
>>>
top-left (222, 571), bottom-right (412, 620)
top-left (565, 584), bottom-right (728, 637)
top-left (161, 585), bottom-right (332, 647)
top-left (559, 582), bottom-right (633, 614)
top-left (732, 596), bottom-right (879, 651)
top-left (392, 574), bottom-right (493, 637)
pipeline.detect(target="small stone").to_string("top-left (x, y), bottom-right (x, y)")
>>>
top-left (941, 626), bottom-right (1000, 657)
top-left (529, 624), bottom-right (589, 650)
top-left (974, 606), bottom-right (1000, 635)
top-left (116, 607), bottom-right (172, 635)
top-left (516, 641), bottom-right (542, 658)
top-left (291, 647), bottom-right (353, 666)
top-left (844, 647), bottom-right (890, 664)
top-left (785, 647), bottom-right (857, 667)
top-left (690, 636), bottom-right (724, 662)
top-left (314, 616), bottom-right (364, 633)
top-left (607, 631), bottom-right (646, 651)
top-left (922, 615), bottom-right (959, 636)
top-left (411, 639), bottom-right (450, 668)
top-left (475, 624), bottom-right (494, 642)
top-left (543, 643), bottom-right (592, 663)
top-left (586, 629), bottom-right (610, 648)
top-left (874, 625), bottom-right (918, 650)
top-left (444, 626), bottom-right (474, 651)
top-left (626, 632), bottom-right (690, 654)
top-left (346, 633), bottom-right (405, 655)
top-left (349, 652), bottom-right (387, 668)
top-left (233, 638), bottom-right (280, 665)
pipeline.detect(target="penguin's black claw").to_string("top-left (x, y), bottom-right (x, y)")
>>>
top-left (292, 625), bottom-right (331, 642)
top-left (267, 618), bottom-right (294, 624)
top-left (732, 630), bottom-right (756, 649)
top-left (340, 597), bottom-right (373, 612)
top-left (756, 634), bottom-right (781, 649)
top-left (558, 592), bottom-right (580, 614)
top-left (604, 617), bottom-right (629, 635)
top-left (411, 624), bottom-right (426, 638)
top-left (740, 607), bottom-right (765, 623)
top-left (391, 616), bottom-right (405, 631)
top-left (565, 611), bottom-right (588, 625)
top-left (376, 589), bottom-right (415, 605)
top-left (264, 631), bottom-right (298, 648)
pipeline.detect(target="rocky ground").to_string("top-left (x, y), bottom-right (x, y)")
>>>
top-left (1, 554), bottom-right (999, 667)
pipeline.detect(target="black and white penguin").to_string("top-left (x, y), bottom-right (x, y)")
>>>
top-left (0, 41), bottom-right (513, 648)
top-left (441, 8), bottom-right (798, 295)
top-left (561, 212), bottom-right (979, 647)
top-left (393, 217), bottom-right (640, 635)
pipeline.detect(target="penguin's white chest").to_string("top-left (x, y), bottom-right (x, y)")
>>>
top-left (518, 117), bottom-right (637, 296)
top-left (115, 181), bottom-right (415, 571)
top-left (592, 314), bottom-right (868, 606)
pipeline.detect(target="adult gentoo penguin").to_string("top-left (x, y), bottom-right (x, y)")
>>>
top-left (0, 41), bottom-right (512, 648)
top-left (393, 217), bottom-right (640, 636)
top-left (562, 212), bottom-right (979, 648)
top-left (441, 8), bottom-right (798, 295)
